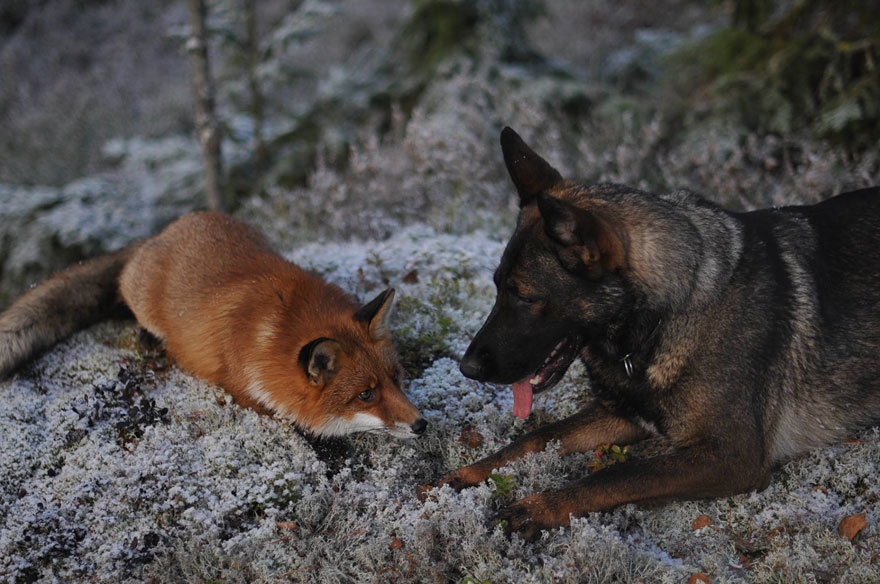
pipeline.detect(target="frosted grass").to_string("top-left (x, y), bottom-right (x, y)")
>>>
top-left (1, 227), bottom-right (877, 583)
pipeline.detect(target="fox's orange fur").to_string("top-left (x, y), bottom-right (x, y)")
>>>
top-left (1, 212), bottom-right (426, 439)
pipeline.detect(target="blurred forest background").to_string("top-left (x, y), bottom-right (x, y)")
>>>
top-left (0, 0), bottom-right (878, 303)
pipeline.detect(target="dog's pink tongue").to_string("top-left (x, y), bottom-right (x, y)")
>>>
top-left (512, 380), bottom-right (534, 419)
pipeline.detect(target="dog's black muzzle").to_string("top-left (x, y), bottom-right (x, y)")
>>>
top-left (459, 349), bottom-right (489, 380)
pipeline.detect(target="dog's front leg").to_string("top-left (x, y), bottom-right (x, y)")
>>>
top-left (427, 404), bottom-right (649, 495)
top-left (499, 442), bottom-right (772, 540)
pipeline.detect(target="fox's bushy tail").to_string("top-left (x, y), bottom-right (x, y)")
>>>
top-left (0, 244), bottom-right (141, 378)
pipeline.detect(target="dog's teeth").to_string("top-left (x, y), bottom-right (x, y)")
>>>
top-left (529, 376), bottom-right (541, 385)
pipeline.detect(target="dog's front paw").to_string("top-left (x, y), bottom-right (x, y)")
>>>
top-left (497, 492), bottom-right (564, 541)
top-left (416, 465), bottom-right (491, 502)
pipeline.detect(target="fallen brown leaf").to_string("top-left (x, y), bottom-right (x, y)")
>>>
top-left (692, 514), bottom-right (712, 531)
top-left (839, 513), bottom-right (867, 541)
top-left (460, 426), bottom-right (484, 448)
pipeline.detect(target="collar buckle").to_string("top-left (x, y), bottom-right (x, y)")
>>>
top-left (622, 354), bottom-right (634, 378)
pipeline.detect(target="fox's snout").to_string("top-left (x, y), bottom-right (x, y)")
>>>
top-left (396, 416), bottom-right (428, 439)
top-left (411, 417), bottom-right (428, 435)
top-left (328, 410), bottom-right (427, 439)
top-left (385, 403), bottom-right (428, 439)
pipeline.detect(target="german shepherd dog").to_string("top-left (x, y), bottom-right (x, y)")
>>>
top-left (431, 127), bottom-right (880, 540)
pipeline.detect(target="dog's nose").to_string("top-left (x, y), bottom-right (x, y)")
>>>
top-left (411, 418), bottom-right (428, 436)
top-left (459, 354), bottom-right (485, 379)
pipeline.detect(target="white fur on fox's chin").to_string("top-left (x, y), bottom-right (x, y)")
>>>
top-left (242, 368), bottom-right (416, 438)
top-left (317, 413), bottom-right (418, 439)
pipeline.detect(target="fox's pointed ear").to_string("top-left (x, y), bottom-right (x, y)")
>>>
top-left (299, 338), bottom-right (341, 385)
top-left (537, 193), bottom-right (626, 274)
top-left (501, 127), bottom-right (563, 206)
top-left (353, 288), bottom-right (395, 341)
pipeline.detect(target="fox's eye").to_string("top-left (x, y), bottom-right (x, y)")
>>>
top-left (358, 389), bottom-right (376, 402)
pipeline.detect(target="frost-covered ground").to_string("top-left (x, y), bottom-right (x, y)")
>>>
top-left (1, 224), bottom-right (879, 583)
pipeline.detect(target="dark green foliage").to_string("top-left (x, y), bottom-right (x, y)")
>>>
top-left (399, 0), bottom-right (546, 71)
top-left (731, 0), bottom-right (774, 33)
top-left (399, 0), bottom-right (481, 72)
top-left (488, 472), bottom-right (516, 506)
top-left (668, 0), bottom-right (880, 148)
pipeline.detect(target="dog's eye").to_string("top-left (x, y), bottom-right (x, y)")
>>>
top-left (357, 389), bottom-right (376, 402)
top-left (517, 294), bottom-right (537, 305)
top-left (507, 283), bottom-right (536, 305)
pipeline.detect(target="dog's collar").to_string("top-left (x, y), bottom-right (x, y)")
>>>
top-left (620, 318), bottom-right (663, 378)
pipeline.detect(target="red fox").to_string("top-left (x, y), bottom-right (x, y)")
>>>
top-left (0, 212), bottom-right (427, 439)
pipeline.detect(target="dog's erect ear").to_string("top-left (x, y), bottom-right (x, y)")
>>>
top-left (537, 193), bottom-right (626, 274)
top-left (500, 127), bottom-right (563, 206)
top-left (299, 338), bottom-right (341, 385)
top-left (353, 288), bottom-right (395, 341)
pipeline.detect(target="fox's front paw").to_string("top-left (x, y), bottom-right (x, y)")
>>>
top-left (497, 492), bottom-right (564, 541)
top-left (416, 464), bottom-right (490, 502)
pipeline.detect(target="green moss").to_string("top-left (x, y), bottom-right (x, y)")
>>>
top-left (686, 28), bottom-right (776, 79)
top-left (393, 295), bottom-right (457, 377)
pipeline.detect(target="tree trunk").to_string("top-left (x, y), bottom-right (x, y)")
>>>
top-left (245, 0), bottom-right (267, 177)
top-left (187, 0), bottom-right (224, 211)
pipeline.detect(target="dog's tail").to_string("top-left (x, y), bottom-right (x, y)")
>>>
top-left (0, 243), bottom-right (141, 378)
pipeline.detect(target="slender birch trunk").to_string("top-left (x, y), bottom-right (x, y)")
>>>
top-left (245, 0), bottom-right (267, 177)
top-left (187, 0), bottom-right (224, 211)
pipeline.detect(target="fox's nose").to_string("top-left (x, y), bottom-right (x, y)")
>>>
top-left (411, 418), bottom-right (428, 436)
